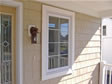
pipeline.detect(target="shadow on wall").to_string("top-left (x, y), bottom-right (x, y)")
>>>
top-left (21, 1), bottom-right (101, 84)
top-left (89, 65), bottom-right (100, 84)
top-left (40, 13), bottom-right (101, 84)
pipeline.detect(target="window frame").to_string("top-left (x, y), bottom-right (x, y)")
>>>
top-left (42, 5), bottom-right (75, 80)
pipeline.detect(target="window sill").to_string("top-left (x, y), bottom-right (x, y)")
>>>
top-left (42, 67), bottom-right (73, 80)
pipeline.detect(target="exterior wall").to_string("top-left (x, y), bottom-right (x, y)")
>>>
top-left (15, 1), bottom-right (101, 84)
top-left (102, 18), bottom-right (112, 64)
top-left (75, 13), bottom-right (101, 84)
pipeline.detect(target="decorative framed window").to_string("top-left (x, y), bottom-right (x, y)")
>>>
top-left (42, 5), bottom-right (75, 80)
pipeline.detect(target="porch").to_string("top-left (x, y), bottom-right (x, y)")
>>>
top-left (0, 0), bottom-right (112, 84)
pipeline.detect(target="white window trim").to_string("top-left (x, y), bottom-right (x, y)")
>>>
top-left (42, 5), bottom-right (75, 80)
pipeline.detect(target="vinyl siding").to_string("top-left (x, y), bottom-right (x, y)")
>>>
top-left (15, 1), bottom-right (101, 84)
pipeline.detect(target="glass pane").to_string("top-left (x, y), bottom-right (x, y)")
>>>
top-left (49, 16), bottom-right (59, 29)
top-left (49, 43), bottom-right (59, 56)
top-left (60, 18), bottom-right (68, 32)
top-left (60, 43), bottom-right (68, 55)
top-left (49, 30), bottom-right (59, 42)
top-left (60, 55), bottom-right (68, 67)
top-left (48, 56), bottom-right (59, 69)
top-left (103, 25), bottom-right (106, 36)
top-left (1, 15), bottom-right (12, 84)
top-left (48, 16), bottom-right (69, 70)
top-left (60, 31), bottom-right (68, 42)
top-left (60, 18), bottom-right (69, 42)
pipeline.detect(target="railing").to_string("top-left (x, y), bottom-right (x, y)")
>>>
top-left (100, 61), bottom-right (112, 84)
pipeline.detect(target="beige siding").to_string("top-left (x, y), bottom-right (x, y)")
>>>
top-left (15, 1), bottom-right (101, 84)
top-left (74, 13), bottom-right (101, 84)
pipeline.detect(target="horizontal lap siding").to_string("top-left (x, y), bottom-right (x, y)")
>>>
top-left (74, 13), bottom-right (101, 84)
top-left (15, 1), bottom-right (101, 84)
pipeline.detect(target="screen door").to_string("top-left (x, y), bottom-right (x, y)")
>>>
top-left (0, 5), bottom-right (16, 84)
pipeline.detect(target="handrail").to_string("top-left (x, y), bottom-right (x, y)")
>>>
top-left (104, 63), bottom-right (112, 67)
top-left (100, 61), bottom-right (112, 84)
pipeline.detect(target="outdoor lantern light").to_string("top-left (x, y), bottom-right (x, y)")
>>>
top-left (28, 25), bottom-right (38, 44)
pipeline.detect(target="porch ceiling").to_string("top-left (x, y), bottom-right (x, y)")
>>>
top-left (37, 0), bottom-right (112, 18)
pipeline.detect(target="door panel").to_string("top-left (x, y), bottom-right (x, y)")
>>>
top-left (0, 5), bottom-right (16, 84)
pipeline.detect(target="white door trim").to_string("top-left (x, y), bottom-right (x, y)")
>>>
top-left (0, 1), bottom-right (23, 84)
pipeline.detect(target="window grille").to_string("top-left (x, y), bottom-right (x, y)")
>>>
top-left (48, 16), bottom-right (69, 70)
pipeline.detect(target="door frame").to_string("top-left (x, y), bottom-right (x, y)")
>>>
top-left (0, 1), bottom-right (23, 84)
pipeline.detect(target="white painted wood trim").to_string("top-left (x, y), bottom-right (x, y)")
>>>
top-left (42, 5), bottom-right (75, 80)
top-left (0, 1), bottom-right (23, 84)
top-left (99, 61), bottom-right (105, 84)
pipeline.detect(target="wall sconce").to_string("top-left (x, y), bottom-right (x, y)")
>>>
top-left (28, 25), bottom-right (38, 44)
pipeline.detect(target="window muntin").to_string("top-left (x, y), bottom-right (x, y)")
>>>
top-left (48, 16), bottom-right (69, 70)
